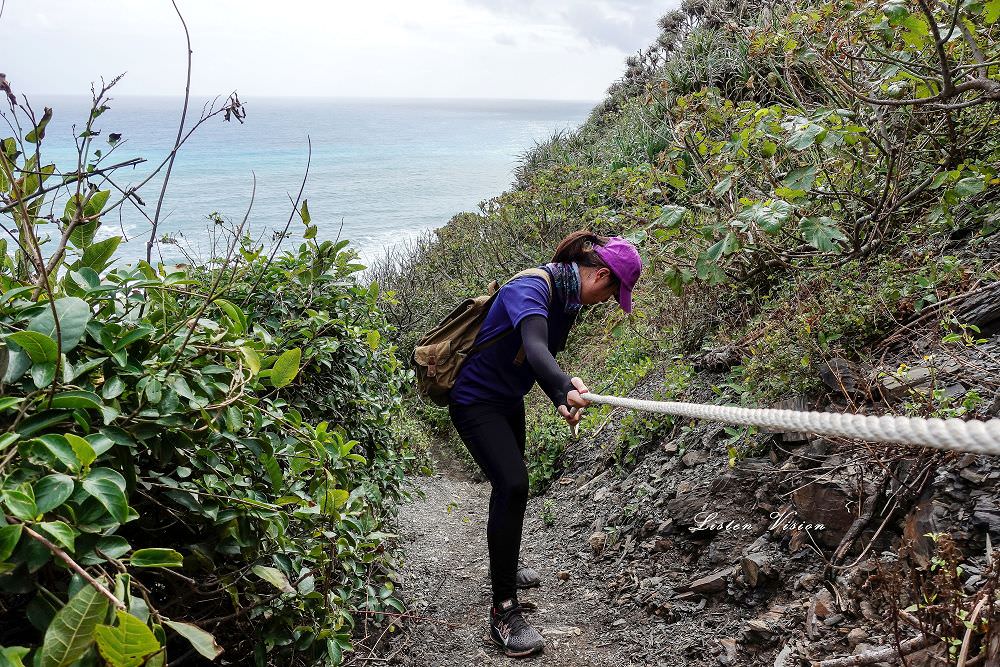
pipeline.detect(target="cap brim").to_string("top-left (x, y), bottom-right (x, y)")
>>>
top-left (618, 285), bottom-right (633, 314)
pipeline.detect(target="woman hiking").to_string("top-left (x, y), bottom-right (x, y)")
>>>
top-left (448, 230), bottom-right (642, 658)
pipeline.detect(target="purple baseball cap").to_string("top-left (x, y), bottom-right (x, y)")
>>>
top-left (593, 236), bottom-right (642, 313)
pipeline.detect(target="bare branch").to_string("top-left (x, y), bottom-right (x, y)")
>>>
top-left (11, 518), bottom-right (127, 611)
top-left (147, 0), bottom-right (194, 265)
top-left (241, 137), bottom-right (312, 306)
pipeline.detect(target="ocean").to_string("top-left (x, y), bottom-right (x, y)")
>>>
top-left (23, 96), bottom-right (594, 269)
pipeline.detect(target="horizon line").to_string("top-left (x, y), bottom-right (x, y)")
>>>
top-left (27, 92), bottom-right (603, 105)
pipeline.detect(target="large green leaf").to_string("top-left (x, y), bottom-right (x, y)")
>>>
top-left (22, 164), bottom-right (55, 194)
top-left (129, 549), bottom-right (183, 568)
top-left (662, 266), bottom-right (690, 297)
top-left (79, 535), bottom-right (131, 566)
top-left (736, 200), bottom-right (793, 234)
top-left (94, 611), bottom-right (162, 667)
top-left (113, 325), bottom-right (155, 351)
top-left (270, 348), bottom-right (301, 388)
top-left (145, 626), bottom-right (166, 667)
top-left (65, 434), bottom-right (97, 469)
top-left (799, 216), bottom-right (848, 252)
top-left (0, 524), bottom-right (22, 561)
top-left (102, 376), bottom-right (125, 400)
top-left (0, 397), bottom-right (23, 412)
top-left (882, 0), bottom-right (908, 19)
top-left (34, 474), bottom-right (76, 513)
top-left (33, 434), bottom-right (81, 472)
top-left (83, 191), bottom-right (110, 219)
top-left (252, 565), bottom-right (295, 593)
top-left (81, 469), bottom-right (129, 524)
top-left (705, 232), bottom-right (739, 262)
top-left (259, 453), bottom-right (282, 491)
top-left (239, 347), bottom-right (261, 376)
top-left (66, 267), bottom-right (102, 297)
top-left (39, 582), bottom-right (110, 667)
top-left (163, 620), bottom-right (223, 661)
top-left (322, 488), bottom-right (350, 513)
top-left (85, 467), bottom-right (127, 491)
top-left (986, 0), bottom-right (1000, 23)
top-left (712, 174), bottom-right (733, 197)
top-left (49, 391), bottom-right (104, 411)
top-left (32, 362), bottom-right (57, 389)
top-left (0, 433), bottom-right (17, 453)
top-left (0, 285), bottom-right (35, 305)
top-left (38, 521), bottom-right (75, 551)
top-left (2, 486), bottom-right (37, 521)
top-left (0, 646), bottom-right (29, 667)
top-left (695, 253), bottom-right (726, 284)
top-left (68, 220), bottom-right (99, 250)
top-left (780, 165), bottom-right (816, 193)
top-left (79, 237), bottom-right (121, 273)
top-left (213, 299), bottom-right (246, 335)
top-left (27, 298), bottom-right (92, 355)
top-left (5, 331), bottom-right (58, 364)
top-left (326, 639), bottom-right (342, 666)
top-left (25, 112), bottom-right (52, 144)
top-left (658, 205), bottom-right (687, 229)
top-left (16, 411), bottom-right (72, 438)
top-left (785, 121), bottom-right (825, 151)
top-left (65, 355), bottom-right (108, 382)
top-left (2, 338), bottom-right (30, 383)
top-left (953, 176), bottom-right (986, 198)
top-left (896, 14), bottom-right (930, 48)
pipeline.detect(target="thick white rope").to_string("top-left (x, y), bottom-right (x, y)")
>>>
top-left (579, 393), bottom-right (1000, 456)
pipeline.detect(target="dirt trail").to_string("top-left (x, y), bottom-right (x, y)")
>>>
top-left (388, 445), bottom-right (651, 667)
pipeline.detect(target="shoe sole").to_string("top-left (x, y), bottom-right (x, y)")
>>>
top-left (515, 581), bottom-right (540, 589)
top-left (490, 636), bottom-right (544, 658)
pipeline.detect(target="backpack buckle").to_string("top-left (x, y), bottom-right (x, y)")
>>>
top-left (427, 354), bottom-right (437, 377)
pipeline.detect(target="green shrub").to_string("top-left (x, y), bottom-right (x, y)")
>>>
top-left (525, 411), bottom-right (571, 494)
top-left (0, 88), bottom-right (413, 666)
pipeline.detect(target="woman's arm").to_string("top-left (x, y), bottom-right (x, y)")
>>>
top-left (519, 314), bottom-right (576, 408)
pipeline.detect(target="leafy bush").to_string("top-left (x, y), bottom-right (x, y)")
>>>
top-left (0, 84), bottom-right (415, 665)
top-left (525, 412), bottom-right (571, 494)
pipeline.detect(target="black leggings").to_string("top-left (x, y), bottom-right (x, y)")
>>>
top-left (448, 399), bottom-right (528, 606)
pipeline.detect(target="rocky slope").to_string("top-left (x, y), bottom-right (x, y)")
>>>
top-left (379, 297), bottom-right (1000, 665)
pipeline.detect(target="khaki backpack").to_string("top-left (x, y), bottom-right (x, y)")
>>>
top-left (412, 268), bottom-right (553, 406)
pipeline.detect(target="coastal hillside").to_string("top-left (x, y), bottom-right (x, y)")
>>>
top-left (1, 0), bottom-right (999, 665)
top-left (374, 0), bottom-right (1000, 664)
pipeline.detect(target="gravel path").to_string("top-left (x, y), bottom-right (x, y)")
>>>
top-left (387, 449), bottom-right (649, 666)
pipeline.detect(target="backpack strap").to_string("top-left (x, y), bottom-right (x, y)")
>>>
top-left (510, 269), bottom-right (554, 367)
top-left (468, 268), bottom-right (554, 358)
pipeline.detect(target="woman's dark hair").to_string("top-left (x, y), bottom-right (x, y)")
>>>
top-left (551, 230), bottom-right (611, 267)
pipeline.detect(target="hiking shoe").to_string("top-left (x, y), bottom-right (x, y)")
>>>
top-left (516, 563), bottom-right (541, 589)
top-left (490, 598), bottom-right (545, 658)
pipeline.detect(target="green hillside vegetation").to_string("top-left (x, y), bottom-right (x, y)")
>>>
top-left (373, 0), bottom-right (999, 489)
top-left (0, 85), bottom-right (425, 664)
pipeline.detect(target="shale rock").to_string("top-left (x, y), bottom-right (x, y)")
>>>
top-left (679, 567), bottom-right (731, 594)
top-left (791, 480), bottom-right (858, 547)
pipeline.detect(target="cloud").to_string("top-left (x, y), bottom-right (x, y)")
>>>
top-left (3, 0), bottom-right (650, 101)
top-left (463, 0), bottom-right (672, 52)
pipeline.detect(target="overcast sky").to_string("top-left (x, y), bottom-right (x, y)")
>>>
top-left (3, 0), bottom-right (678, 101)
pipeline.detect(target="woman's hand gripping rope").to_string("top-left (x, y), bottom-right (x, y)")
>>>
top-left (559, 376), bottom-right (591, 437)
